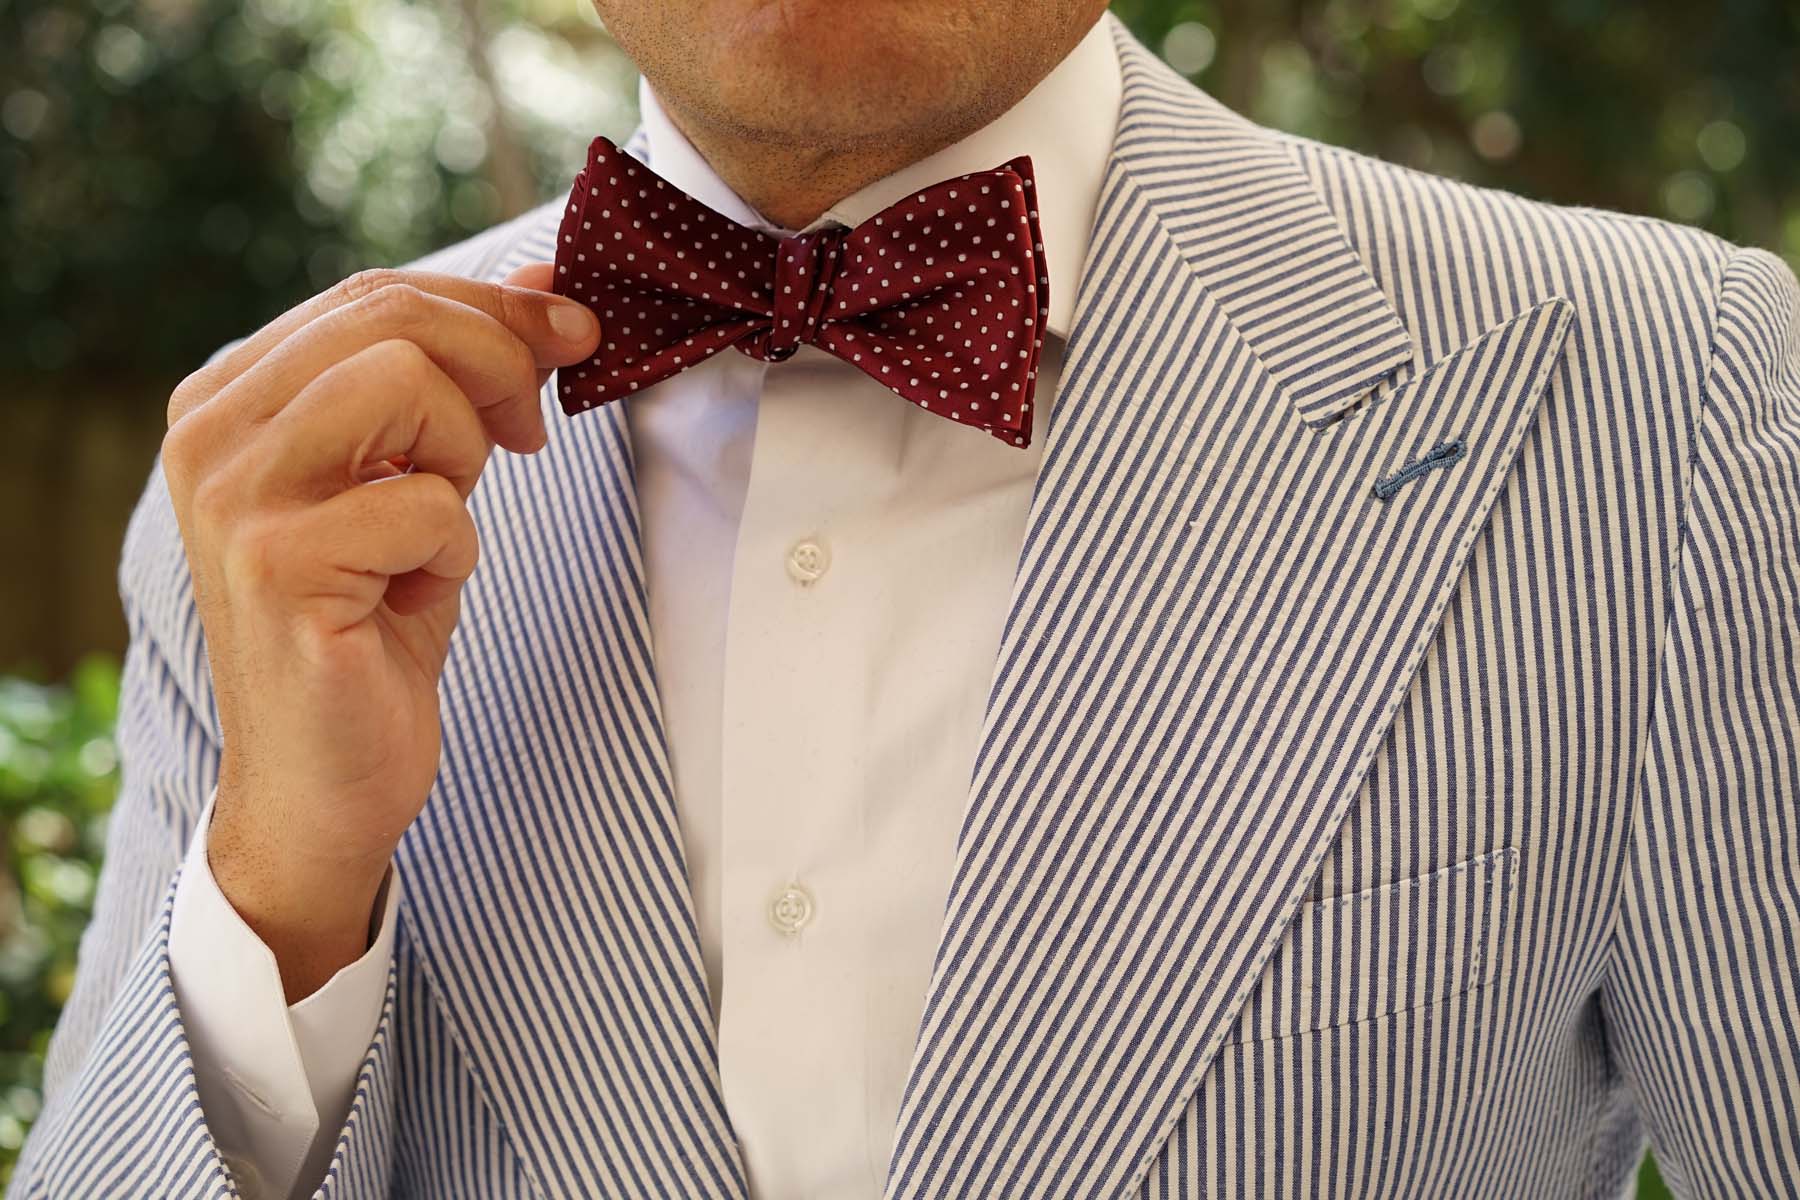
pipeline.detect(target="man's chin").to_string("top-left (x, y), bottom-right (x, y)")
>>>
top-left (719, 0), bottom-right (940, 41)
top-left (689, 45), bottom-right (964, 149)
top-left (603, 0), bottom-right (1091, 159)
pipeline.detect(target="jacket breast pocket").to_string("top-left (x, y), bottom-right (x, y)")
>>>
top-left (1222, 847), bottom-right (1519, 1045)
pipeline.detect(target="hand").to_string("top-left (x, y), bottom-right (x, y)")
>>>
top-left (161, 263), bottom-right (598, 1000)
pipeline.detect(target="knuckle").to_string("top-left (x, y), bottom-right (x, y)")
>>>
top-left (160, 409), bottom-right (200, 472)
top-left (289, 612), bottom-right (360, 674)
top-left (186, 467), bottom-right (239, 532)
top-left (221, 513), bottom-right (286, 593)
top-left (495, 284), bottom-right (542, 336)
top-left (412, 473), bottom-right (476, 541)
top-left (414, 469), bottom-right (466, 514)
top-left (360, 280), bottom-right (429, 326)
top-left (367, 337), bottom-right (434, 387)
top-left (166, 369), bottom-right (211, 429)
top-left (447, 495), bottom-right (481, 577)
top-left (160, 407), bottom-right (217, 488)
top-left (336, 267), bottom-right (407, 304)
top-left (462, 520), bottom-right (482, 571)
top-left (502, 336), bottom-right (537, 394)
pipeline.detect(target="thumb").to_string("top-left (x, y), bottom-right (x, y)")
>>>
top-left (504, 262), bottom-right (559, 294)
top-left (506, 261), bottom-right (596, 392)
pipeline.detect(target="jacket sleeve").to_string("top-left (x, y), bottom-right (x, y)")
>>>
top-left (1601, 247), bottom-right (1800, 1196)
top-left (168, 786), bottom-right (401, 1200)
top-left (7, 456), bottom-right (399, 1200)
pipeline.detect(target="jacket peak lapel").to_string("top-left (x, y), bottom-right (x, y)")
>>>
top-left (1105, 20), bottom-right (1416, 427)
top-left (884, 22), bottom-right (1575, 1199)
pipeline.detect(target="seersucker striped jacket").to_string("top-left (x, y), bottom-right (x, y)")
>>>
top-left (12, 18), bottom-right (1800, 1200)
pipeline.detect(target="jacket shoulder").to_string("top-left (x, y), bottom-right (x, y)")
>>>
top-left (1276, 128), bottom-right (1741, 285)
top-left (1268, 129), bottom-right (1759, 428)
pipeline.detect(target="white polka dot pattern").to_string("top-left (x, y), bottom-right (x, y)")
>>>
top-left (551, 136), bottom-right (1050, 448)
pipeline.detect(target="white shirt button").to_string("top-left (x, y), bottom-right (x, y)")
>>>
top-left (786, 538), bottom-right (830, 584)
top-left (768, 883), bottom-right (815, 935)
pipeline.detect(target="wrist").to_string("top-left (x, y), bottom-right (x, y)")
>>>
top-left (206, 787), bottom-right (395, 1002)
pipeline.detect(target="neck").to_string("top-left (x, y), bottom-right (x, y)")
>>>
top-left (653, 109), bottom-right (967, 232)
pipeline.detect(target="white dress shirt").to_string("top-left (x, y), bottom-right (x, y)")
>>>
top-left (167, 20), bottom-right (1122, 1199)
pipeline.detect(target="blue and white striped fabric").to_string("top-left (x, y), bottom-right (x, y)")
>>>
top-left (13, 18), bottom-right (1800, 1198)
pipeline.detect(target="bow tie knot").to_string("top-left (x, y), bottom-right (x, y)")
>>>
top-left (552, 136), bottom-right (1049, 447)
top-left (752, 228), bottom-right (848, 362)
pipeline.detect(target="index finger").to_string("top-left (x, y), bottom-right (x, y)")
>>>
top-left (181, 267), bottom-right (599, 412)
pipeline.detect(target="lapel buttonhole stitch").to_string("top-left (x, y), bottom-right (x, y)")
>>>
top-left (1373, 437), bottom-right (1468, 502)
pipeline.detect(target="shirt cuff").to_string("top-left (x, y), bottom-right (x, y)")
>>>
top-left (168, 785), bottom-right (400, 1200)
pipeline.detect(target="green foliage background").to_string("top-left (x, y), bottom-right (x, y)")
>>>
top-left (6, 0), bottom-right (1792, 1190)
top-left (0, 660), bottom-right (119, 1171)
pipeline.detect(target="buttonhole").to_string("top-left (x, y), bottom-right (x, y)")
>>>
top-left (1373, 437), bottom-right (1467, 502)
top-left (222, 1065), bottom-right (282, 1118)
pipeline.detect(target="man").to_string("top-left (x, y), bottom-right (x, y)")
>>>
top-left (12, 1), bottom-right (1800, 1196)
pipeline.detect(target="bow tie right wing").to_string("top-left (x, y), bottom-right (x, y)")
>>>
top-left (808, 159), bottom-right (1049, 448)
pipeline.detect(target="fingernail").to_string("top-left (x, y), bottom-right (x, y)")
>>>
top-left (549, 302), bottom-right (594, 343)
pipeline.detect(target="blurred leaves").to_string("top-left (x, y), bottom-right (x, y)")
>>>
top-left (1, 0), bottom-right (638, 382)
top-left (1112, 0), bottom-right (1800, 270)
top-left (0, 656), bottom-right (119, 1174)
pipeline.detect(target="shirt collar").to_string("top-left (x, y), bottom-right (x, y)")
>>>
top-left (634, 15), bottom-right (1122, 340)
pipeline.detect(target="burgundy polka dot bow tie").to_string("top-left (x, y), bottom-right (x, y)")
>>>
top-left (550, 136), bottom-right (1049, 447)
